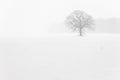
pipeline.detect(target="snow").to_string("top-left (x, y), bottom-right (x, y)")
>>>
top-left (0, 33), bottom-right (120, 80)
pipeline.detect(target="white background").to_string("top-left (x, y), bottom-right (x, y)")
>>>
top-left (0, 0), bottom-right (120, 80)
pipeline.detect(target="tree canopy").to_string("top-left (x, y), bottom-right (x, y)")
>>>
top-left (65, 10), bottom-right (94, 36)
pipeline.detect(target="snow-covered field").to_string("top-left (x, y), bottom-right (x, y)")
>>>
top-left (0, 33), bottom-right (120, 80)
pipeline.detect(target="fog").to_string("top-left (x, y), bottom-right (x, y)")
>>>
top-left (0, 0), bottom-right (120, 36)
top-left (0, 0), bottom-right (120, 80)
top-left (49, 18), bottom-right (120, 34)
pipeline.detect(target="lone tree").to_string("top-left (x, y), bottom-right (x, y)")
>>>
top-left (65, 10), bottom-right (94, 36)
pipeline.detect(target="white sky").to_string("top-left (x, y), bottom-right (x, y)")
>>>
top-left (0, 0), bottom-right (119, 36)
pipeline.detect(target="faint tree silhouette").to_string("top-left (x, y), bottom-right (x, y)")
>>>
top-left (65, 10), bottom-right (95, 36)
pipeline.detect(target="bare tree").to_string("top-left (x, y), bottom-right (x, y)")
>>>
top-left (65, 10), bottom-right (95, 36)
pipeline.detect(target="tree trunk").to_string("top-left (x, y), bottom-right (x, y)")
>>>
top-left (79, 28), bottom-right (82, 36)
